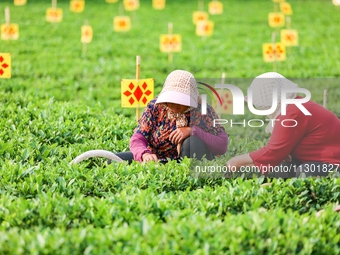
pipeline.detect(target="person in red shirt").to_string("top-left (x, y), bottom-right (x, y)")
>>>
top-left (227, 72), bottom-right (340, 178)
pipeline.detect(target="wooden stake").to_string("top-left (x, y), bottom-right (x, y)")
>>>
top-left (136, 55), bottom-right (141, 121)
top-left (5, 7), bottom-right (10, 25)
top-left (198, 0), bottom-right (204, 11)
top-left (323, 89), bottom-right (327, 108)
top-left (221, 72), bottom-right (226, 84)
top-left (52, 0), bottom-right (57, 9)
top-left (286, 16), bottom-right (291, 30)
top-left (168, 22), bottom-right (173, 63)
top-left (82, 20), bottom-right (88, 55)
top-left (217, 72), bottom-right (226, 118)
top-left (286, 16), bottom-right (291, 55)
top-left (119, 1), bottom-right (124, 16)
top-left (272, 31), bottom-right (277, 72)
top-left (4, 7), bottom-right (10, 43)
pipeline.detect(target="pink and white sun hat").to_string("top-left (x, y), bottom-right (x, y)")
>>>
top-left (155, 70), bottom-right (199, 108)
top-left (249, 72), bottom-right (298, 133)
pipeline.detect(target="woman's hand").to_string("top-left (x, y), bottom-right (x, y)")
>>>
top-left (142, 153), bottom-right (158, 162)
top-left (283, 154), bottom-right (292, 162)
top-left (227, 153), bottom-right (254, 171)
top-left (169, 127), bottom-right (191, 145)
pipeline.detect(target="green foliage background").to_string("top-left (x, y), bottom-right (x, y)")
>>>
top-left (0, 0), bottom-right (340, 254)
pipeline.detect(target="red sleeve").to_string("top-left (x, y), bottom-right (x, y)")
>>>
top-left (192, 126), bottom-right (228, 155)
top-left (249, 108), bottom-right (307, 170)
top-left (129, 133), bottom-right (152, 163)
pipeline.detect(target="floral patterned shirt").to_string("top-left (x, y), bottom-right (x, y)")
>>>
top-left (133, 98), bottom-right (226, 162)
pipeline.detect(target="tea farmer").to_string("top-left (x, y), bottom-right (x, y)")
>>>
top-left (227, 72), bottom-right (340, 177)
top-left (116, 70), bottom-right (228, 163)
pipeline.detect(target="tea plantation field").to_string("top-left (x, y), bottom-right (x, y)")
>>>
top-left (1, 0), bottom-right (340, 254)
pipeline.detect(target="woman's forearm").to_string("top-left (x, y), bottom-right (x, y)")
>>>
top-left (130, 133), bottom-right (152, 162)
top-left (191, 126), bottom-right (228, 155)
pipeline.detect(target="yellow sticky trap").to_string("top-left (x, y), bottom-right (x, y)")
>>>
top-left (121, 79), bottom-right (154, 108)
top-left (192, 11), bottom-right (209, 25)
top-left (281, 29), bottom-right (298, 46)
top-left (262, 43), bottom-right (286, 62)
top-left (209, 1), bottom-right (223, 15)
top-left (212, 90), bottom-right (233, 115)
top-left (160, 34), bottom-right (182, 52)
top-left (196, 20), bottom-right (214, 37)
top-left (153, 0), bottom-right (166, 10)
top-left (1, 24), bottom-right (19, 40)
top-left (0, 53), bottom-right (11, 79)
top-left (268, 12), bottom-right (285, 28)
top-left (333, 0), bottom-right (340, 6)
top-left (280, 2), bottom-right (293, 15)
top-left (124, 0), bottom-right (140, 11)
top-left (70, 0), bottom-right (85, 13)
top-left (113, 16), bottom-right (131, 32)
top-left (81, 25), bottom-right (93, 43)
top-left (14, 0), bottom-right (27, 6)
top-left (46, 8), bottom-right (63, 23)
